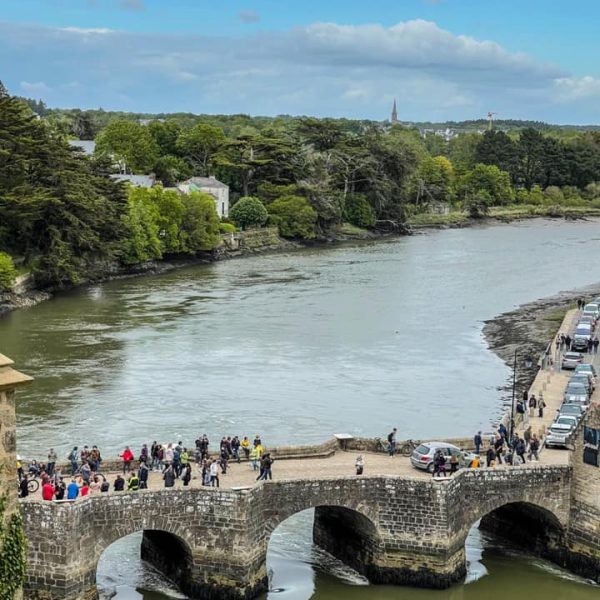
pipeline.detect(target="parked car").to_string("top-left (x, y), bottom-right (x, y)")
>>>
top-left (562, 352), bottom-right (584, 369)
top-left (583, 303), bottom-right (600, 319)
top-left (578, 315), bottom-right (595, 330)
top-left (410, 442), bottom-right (476, 473)
top-left (571, 335), bottom-right (591, 352)
top-left (574, 363), bottom-right (597, 384)
top-left (545, 423), bottom-right (574, 448)
top-left (569, 373), bottom-right (594, 394)
top-left (555, 415), bottom-right (579, 430)
top-left (564, 382), bottom-right (589, 401)
top-left (559, 403), bottom-right (585, 418)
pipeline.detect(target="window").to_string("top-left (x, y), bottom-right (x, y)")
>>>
top-left (221, 202), bottom-right (225, 216)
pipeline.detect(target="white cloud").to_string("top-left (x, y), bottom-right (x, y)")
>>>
top-left (2, 19), bottom-right (600, 122)
top-left (20, 81), bottom-right (51, 93)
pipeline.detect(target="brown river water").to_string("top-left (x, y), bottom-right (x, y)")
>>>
top-left (1, 219), bottom-right (599, 599)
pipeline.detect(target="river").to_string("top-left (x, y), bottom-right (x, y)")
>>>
top-left (1, 218), bottom-right (599, 599)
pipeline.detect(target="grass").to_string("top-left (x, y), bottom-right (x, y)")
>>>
top-left (406, 212), bottom-right (468, 228)
top-left (544, 309), bottom-right (568, 323)
top-left (338, 222), bottom-right (371, 236)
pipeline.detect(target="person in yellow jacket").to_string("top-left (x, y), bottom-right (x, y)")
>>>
top-left (249, 446), bottom-right (260, 471)
top-left (240, 436), bottom-right (251, 460)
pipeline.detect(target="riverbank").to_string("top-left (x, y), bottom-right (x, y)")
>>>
top-left (407, 205), bottom-right (600, 229)
top-left (0, 224), bottom-right (391, 318)
top-left (483, 284), bottom-right (600, 405)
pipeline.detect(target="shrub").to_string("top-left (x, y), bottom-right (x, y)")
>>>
top-left (268, 195), bottom-right (317, 239)
top-left (343, 193), bottom-right (376, 228)
top-left (0, 252), bottom-right (17, 291)
top-left (229, 197), bottom-right (268, 230)
top-left (219, 222), bottom-right (237, 234)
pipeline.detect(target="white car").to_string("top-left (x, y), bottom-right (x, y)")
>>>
top-left (555, 415), bottom-right (578, 430)
top-left (545, 423), bottom-right (573, 448)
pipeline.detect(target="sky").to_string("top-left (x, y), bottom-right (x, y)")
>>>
top-left (1, 0), bottom-right (600, 123)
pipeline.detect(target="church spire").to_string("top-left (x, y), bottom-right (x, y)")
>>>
top-left (391, 99), bottom-right (398, 124)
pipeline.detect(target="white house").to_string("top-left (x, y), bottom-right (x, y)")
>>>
top-left (178, 177), bottom-right (229, 218)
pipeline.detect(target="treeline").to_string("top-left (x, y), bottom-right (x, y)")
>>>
top-left (0, 86), bottom-right (222, 290)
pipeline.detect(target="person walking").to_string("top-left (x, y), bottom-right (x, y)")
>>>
top-left (494, 437), bottom-right (504, 465)
top-left (387, 428), bottom-right (397, 456)
top-left (594, 337), bottom-right (599, 354)
top-left (515, 438), bottom-right (527, 464)
top-left (182, 463), bottom-right (192, 486)
top-left (120, 446), bottom-right (134, 474)
top-left (163, 465), bottom-right (176, 488)
top-left (473, 431), bottom-right (482, 455)
top-left (249, 445), bottom-right (260, 471)
top-left (486, 446), bottom-right (496, 468)
top-left (524, 426), bottom-right (532, 451)
top-left (528, 395), bottom-right (537, 418)
top-left (209, 460), bottom-right (219, 487)
top-left (138, 461), bottom-right (149, 490)
top-left (355, 455), bottom-right (364, 475)
top-left (68, 446), bottom-right (79, 475)
top-left (89, 446), bottom-right (102, 472)
top-left (47, 448), bottom-right (57, 477)
top-left (432, 450), bottom-right (446, 478)
top-left (538, 396), bottom-right (546, 418)
top-left (528, 435), bottom-right (540, 461)
top-left (257, 453), bottom-right (274, 481)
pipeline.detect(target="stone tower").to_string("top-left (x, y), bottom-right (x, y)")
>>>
top-left (391, 99), bottom-right (399, 124)
top-left (0, 354), bottom-right (32, 600)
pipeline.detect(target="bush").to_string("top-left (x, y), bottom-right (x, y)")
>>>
top-left (343, 193), bottom-right (376, 228)
top-left (464, 191), bottom-right (491, 218)
top-left (268, 195), bottom-right (317, 239)
top-left (229, 197), bottom-right (268, 230)
top-left (219, 222), bottom-right (237, 234)
top-left (0, 252), bottom-right (17, 291)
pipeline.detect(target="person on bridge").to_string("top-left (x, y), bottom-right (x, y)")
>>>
top-left (114, 474), bottom-right (125, 491)
top-left (528, 435), bottom-right (540, 461)
top-left (120, 446), bottom-right (135, 474)
top-left (387, 428), bottom-right (397, 456)
top-left (47, 448), bottom-right (57, 477)
top-left (515, 438), bottom-right (527, 463)
top-left (182, 463), bottom-right (192, 486)
top-left (473, 431), bottom-right (482, 455)
top-left (538, 396), bottom-right (546, 418)
top-left (128, 472), bottom-right (140, 491)
top-left (249, 446), bottom-right (260, 471)
top-left (432, 450), bottom-right (446, 478)
top-left (528, 395), bottom-right (537, 418)
top-left (67, 479), bottom-right (79, 500)
top-left (257, 453), bottom-right (274, 481)
top-left (486, 446), bottom-right (496, 468)
top-left (209, 460), bottom-right (219, 487)
top-left (241, 436), bottom-right (251, 460)
top-left (355, 455), bottom-right (364, 475)
top-left (18, 475), bottom-right (29, 499)
top-left (138, 461), bottom-right (149, 489)
top-left (68, 446), bottom-right (79, 475)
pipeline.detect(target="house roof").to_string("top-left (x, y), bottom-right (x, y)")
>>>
top-left (68, 140), bottom-right (96, 156)
top-left (110, 174), bottom-right (156, 188)
top-left (185, 176), bottom-right (229, 190)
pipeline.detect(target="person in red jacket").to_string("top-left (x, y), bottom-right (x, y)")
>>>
top-left (120, 446), bottom-right (135, 473)
top-left (42, 481), bottom-right (55, 501)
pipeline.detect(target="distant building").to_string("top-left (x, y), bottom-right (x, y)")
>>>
top-left (391, 99), bottom-right (399, 124)
top-left (178, 176), bottom-right (229, 218)
top-left (68, 140), bottom-right (96, 156)
top-left (110, 174), bottom-right (156, 188)
top-left (139, 118), bottom-right (165, 126)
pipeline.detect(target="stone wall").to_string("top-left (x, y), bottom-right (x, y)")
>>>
top-left (567, 404), bottom-right (600, 582)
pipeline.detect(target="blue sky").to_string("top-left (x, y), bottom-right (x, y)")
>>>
top-left (2, 0), bottom-right (600, 122)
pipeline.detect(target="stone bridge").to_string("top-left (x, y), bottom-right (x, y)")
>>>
top-left (1, 355), bottom-right (599, 600)
top-left (21, 462), bottom-right (588, 600)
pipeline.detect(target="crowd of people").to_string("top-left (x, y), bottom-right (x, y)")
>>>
top-left (17, 434), bottom-right (275, 500)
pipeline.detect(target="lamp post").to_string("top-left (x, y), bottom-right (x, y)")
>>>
top-left (510, 348), bottom-right (517, 444)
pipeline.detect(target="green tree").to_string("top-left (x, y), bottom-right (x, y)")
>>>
top-left (180, 191), bottom-right (221, 253)
top-left (518, 128), bottom-right (545, 190)
top-left (474, 130), bottom-right (519, 181)
top-left (120, 188), bottom-right (162, 264)
top-left (153, 155), bottom-right (192, 187)
top-left (447, 133), bottom-right (479, 175)
top-left (229, 196), bottom-right (268, 230)
top-left (343, 193), bottom-right (376, 228)
top-left (0, 252), bottom-right (16, 290)
top-left (152, 187), bottom-right (185, 254)
top-left (149, 120), bottom-right (182, 156)
top-left (458, 163), bottom-right (514, 205)
top-left (95, 120), bottom-right (159, 173)
top-left (268, 195), bottom-right (317, 238)
top-left (176, 123), bottom-right (225, 176)
top-left (412, 155), bottom-right (455, 206)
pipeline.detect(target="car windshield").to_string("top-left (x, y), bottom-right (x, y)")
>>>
top-left (576, 365), bottom-right (596, 375)
top-left (575, 328), bottom-right (590, 336)
top-left (566, 383), bottom-right (586, 391)
top-left (415, 445), bottom-right (429, 454)
top-left (561, 406), bottom-right (581, 414)
top-left (570, 377), bottom-right (589, 385)
top-left (556, 418), bottom-right (574, 426)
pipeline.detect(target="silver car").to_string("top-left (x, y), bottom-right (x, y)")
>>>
top-left (561, 352), bottom-right (584, 370)
top-left (545, 423), bottom-right (573, 448)
top-left (410, 442), bottom-right (476, 473)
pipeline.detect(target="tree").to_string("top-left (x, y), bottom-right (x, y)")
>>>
top-left (412, 156), bottom-right (455, 206)
top-left (447, 133), bottom-right (479, 175)
top-left (149, 120), bottom-right (182, 156)
top-left (268, 195), bottom-right (317, 239)
top-left (152, 187), bottom-right (185, 254)
top-left (343, 193), bottom-right (376, 228)
top-left (153, 155), bottom-right (192, 187)
top-left (95, 120), bottom-right (159, 173)
top-left (518, 128), bottom-right (545, 190)
top-left (176, 123), bottom-right (225, 176)
top-left (229, 196), bottom-right (268, 230)
top-left (458, 163), bottom-right (514, 205)
top-left (474, 130), bottom-right (519, 181)
top-left (180, 192), bottom-right (221, 253)
top-left (0, 252), bottom-right (16, 290)
top-left (70, 111), bottom-right (100, 140)
top-left (120, 188), bottom-right (162, 264)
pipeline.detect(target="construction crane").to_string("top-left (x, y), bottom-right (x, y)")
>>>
top-left (487, 111), bottom-right (497, 131)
